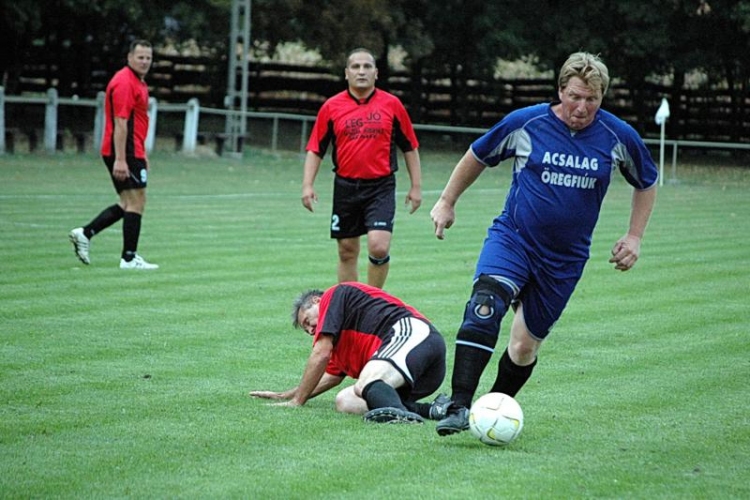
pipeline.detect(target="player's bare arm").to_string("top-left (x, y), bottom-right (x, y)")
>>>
top-left (250, 371), bottom-right (342, 404)
top-left (431, 151), bottom-right (486, 239)
top-left (284, 335), bottom-right (334, 407)
top-left (609, 187), bottom-right (657, 271)
top-left (403, 149), bottom-right (422, 214)
top-left (301, 151), bottom-right (322, 212)
top-left (312, 373), bottom-right (345, 396)
top-left (112, 117), bottom-right (130, 181)
top-left (249, 388), bottom-right (297, 400)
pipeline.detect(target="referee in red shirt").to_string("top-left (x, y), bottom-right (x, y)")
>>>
top-left (301, 48), bottom-right (422, 289)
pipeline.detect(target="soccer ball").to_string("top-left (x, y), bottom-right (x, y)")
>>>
top-left (469, 392), bottom-right (524, 446)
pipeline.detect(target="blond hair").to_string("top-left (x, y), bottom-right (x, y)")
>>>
top-left (558, 52), bottom-right (610, 96)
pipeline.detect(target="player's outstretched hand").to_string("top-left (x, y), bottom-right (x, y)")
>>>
top-left (249, 390), bottom-right (290, 400)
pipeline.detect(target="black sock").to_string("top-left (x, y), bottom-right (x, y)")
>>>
top-left (121, 212), bottom-right (142, 261)
top-left (490, 348), bottom-right (537, 397)
top-left (361, 380), bottom-right (405, 411)
top-left (450, 343), bottom-right (493, 408)
top-left (403, 401), bottom-right (431, 418)
top-left (84, 204), bottom-right (124, 239)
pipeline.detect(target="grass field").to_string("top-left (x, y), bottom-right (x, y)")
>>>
top-left (1, 148), bottom-right (749, 499)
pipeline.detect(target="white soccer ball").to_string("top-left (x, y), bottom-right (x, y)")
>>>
top-left (469, 392), bottom-right (524, 446)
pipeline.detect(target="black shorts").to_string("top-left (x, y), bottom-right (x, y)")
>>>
top-left (370, 317), bottom-right (447, 403)
top-left (331, 175), bottom-right (395, 239)
top-left (103, 156), bottom-right (148, 194)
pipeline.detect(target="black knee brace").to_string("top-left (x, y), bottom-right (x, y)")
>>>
top-left (456, 275), bottom-right (513, 350)
top-left (369, 254), bottom-right (390, 266)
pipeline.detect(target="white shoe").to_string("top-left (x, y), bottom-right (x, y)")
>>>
top-left (120, 255), bottom-right (159, 270)
top-left (68, 227), bottom-right (90, 265)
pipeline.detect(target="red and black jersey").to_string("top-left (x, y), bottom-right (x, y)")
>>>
top-left (313, 282), bottom-right (428, 378)
top-left (100, 66), bottom-right (150, 159)
top-left (306, 89), bottom-right (419, 180)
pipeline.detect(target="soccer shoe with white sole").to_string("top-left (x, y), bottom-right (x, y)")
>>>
top-left (363, 407), bottom-right (424, 424)
top-left (428, 393), bottom-right (452, 421)
top-left (435, 405), bottom-right (470, 436)
top-left (119, 255), bottom-right (159, 270)
top-left (68, 227), bottom-right (91, 265)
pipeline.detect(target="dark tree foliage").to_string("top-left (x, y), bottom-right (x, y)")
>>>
top-left (2, 0), bottom-right (748, 135)
top-left (1, 0), bottom-right (229, 95)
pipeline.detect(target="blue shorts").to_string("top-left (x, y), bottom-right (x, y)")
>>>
top-left (474, 222), bottom-right (587, 340)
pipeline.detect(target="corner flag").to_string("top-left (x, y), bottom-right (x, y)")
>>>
top-left (655, 98), bottom-right (670, 186)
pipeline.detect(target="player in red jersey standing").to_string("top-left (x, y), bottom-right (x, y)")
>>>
top-left (301, 48), bottom-right (422, 289)
top-left (250, 283), bottom-right (449, 424)
top-left (68, 40), bottom-right (158, 270)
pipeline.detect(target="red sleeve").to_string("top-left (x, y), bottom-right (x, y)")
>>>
top-left (393, 99), bottom-right (419, 151)
top-left (109, 78), bottom-right (136, 119)
top-left (306, 100), bottom-right (333, 156)
top-left (313, 286), bottom-right (340, 341)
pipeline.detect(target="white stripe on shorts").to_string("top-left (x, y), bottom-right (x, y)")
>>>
top-left (374, 317), bottom-right (430, 384)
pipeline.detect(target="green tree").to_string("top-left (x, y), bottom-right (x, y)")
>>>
top-left (0, 0), bottom-right (42, 93)
top-left (0, 0), bottom-right (230, 96)
top-left (672, 0), bottom-right (750, 141)
top-left (2, 0), bottom-right (747, 137)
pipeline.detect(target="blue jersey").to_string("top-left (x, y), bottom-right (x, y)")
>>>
top-left (472, 103), bottom-right (658, 263)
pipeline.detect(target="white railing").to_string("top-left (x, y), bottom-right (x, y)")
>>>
top-left (0, 86), bottom-right (319, 156)
top-left (1, 87), bottom-right (748, 182)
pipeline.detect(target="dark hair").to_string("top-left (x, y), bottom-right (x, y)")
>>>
top-left (346, 48), bottom-right (376, 66)
top-left (291, 289), bottom-right (324, 328)
top-left (129, 39), bottom-right (152, 53)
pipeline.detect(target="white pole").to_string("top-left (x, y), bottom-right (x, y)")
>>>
top-left (659, 121), bottom-right (665, 187)
top-left (183, 98), bottom-right (200, 154)
top-left (44, 88), bottom-right (58, 154)
top-left (146, 97), bottom-right (157, 154)
top-left (94, 91), bottom-right (105, 149)
top-left (654, 97), bottom-right (671, 187)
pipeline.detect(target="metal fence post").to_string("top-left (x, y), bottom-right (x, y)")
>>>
top-left (44, 88), bottom-right (58, 154)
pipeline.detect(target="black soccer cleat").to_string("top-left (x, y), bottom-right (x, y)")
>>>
top-left (435, 405), bottom-right (470, 436)
top-left (428, 393), bottom-right (453, 421)
top-left (363, 406), bottom-right (425, 424)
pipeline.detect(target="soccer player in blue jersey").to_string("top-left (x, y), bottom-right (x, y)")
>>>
top-left (429, 52), bottom-right (658, 436)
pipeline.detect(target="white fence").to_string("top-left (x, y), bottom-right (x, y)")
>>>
top-left (2, 86), bottom-right (748, 180)
top-left (0, 86), bottom-right (316, 156)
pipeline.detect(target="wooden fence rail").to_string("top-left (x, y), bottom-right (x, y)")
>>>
top-left (3, 85), bottom-right (749, 187)
top-left (8, 54), bottom-right (750, 143)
